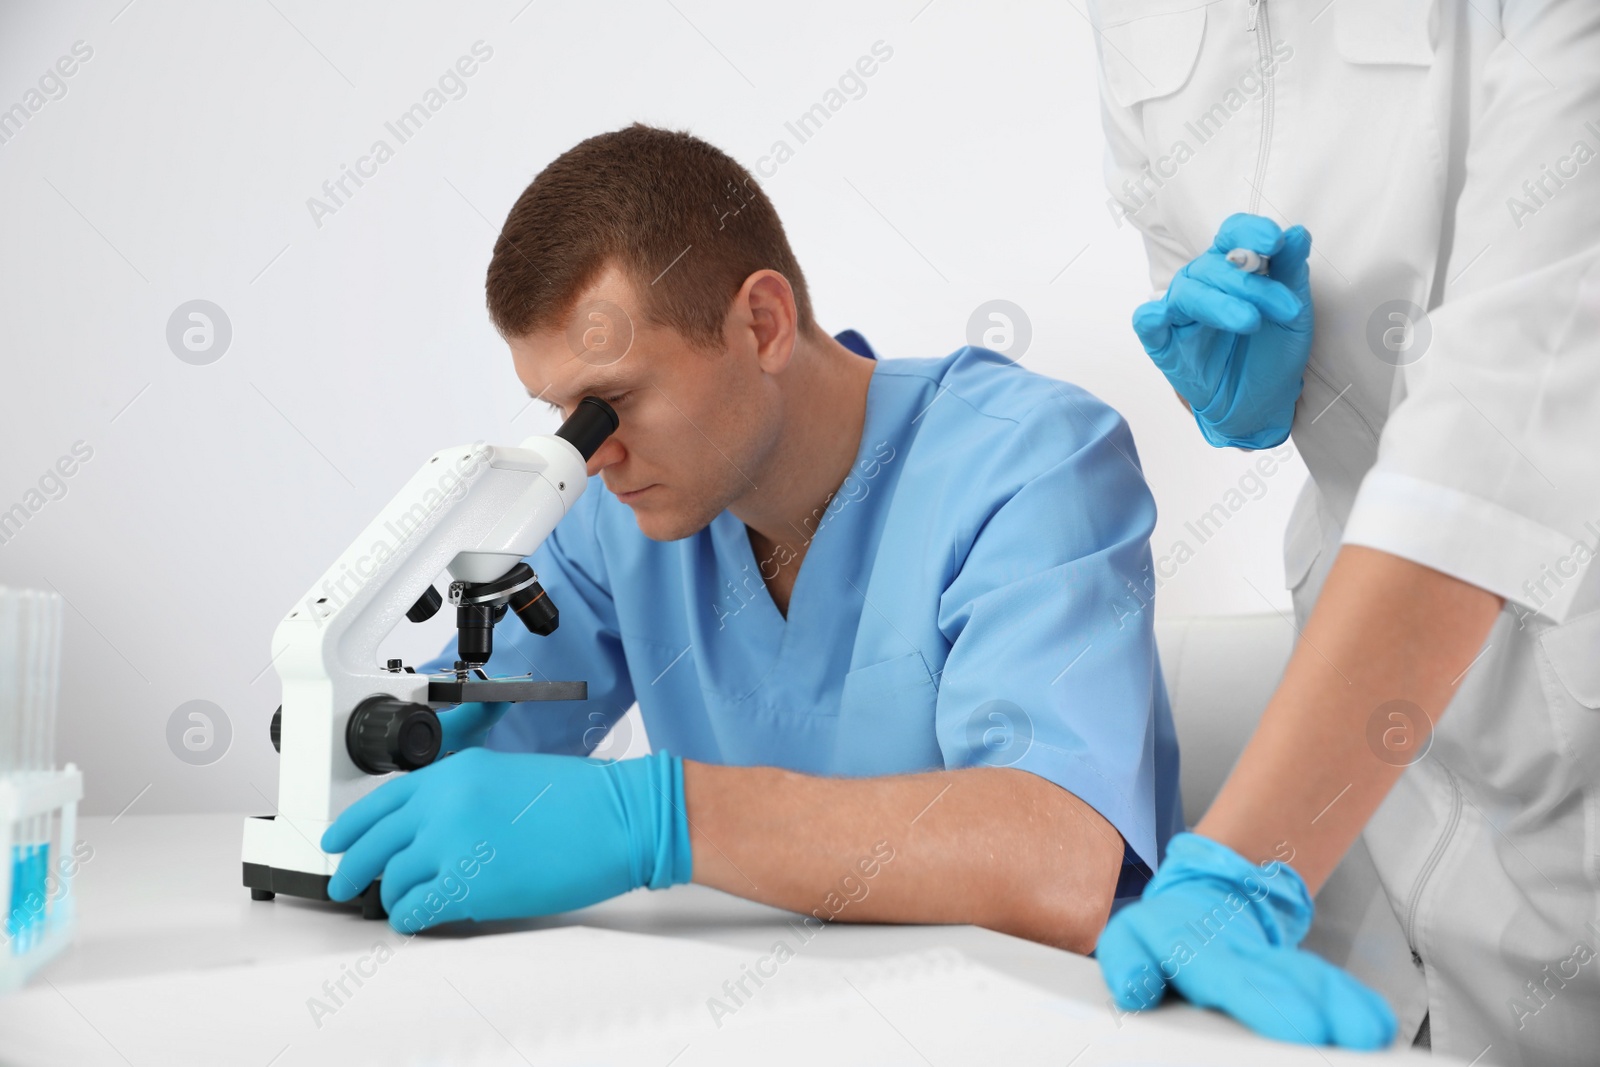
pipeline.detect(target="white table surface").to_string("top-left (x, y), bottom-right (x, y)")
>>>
top-left (13, 813), bottom-right (1445, 1064)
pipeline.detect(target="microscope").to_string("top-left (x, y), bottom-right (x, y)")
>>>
top-left (242, 397), bottom-right (618, 919)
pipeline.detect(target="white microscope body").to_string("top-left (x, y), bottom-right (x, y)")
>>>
top-left (241, 398), bottom-right (617, 916)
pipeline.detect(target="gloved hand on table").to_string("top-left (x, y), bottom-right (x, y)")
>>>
top-left (1096, 831), bottom-right (1397, 1049)
top-left (435, 700), bottom-right (509, 753)
top-left (1132, 213), bottom-right (1314, 449)
top-left (321, 747), bottom-right (693, 934)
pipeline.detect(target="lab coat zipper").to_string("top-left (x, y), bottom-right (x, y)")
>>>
top-left (1247, 0), bottom-right (1275, 215)
top-left (1402, 764), bottom-right (1463, 974)
top-left (1247, 0), bottom-right (1382, 447)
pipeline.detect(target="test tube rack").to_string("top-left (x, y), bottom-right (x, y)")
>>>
top-left (0, 584), bottom-right (74, 994)
top-left (0, 764), bottom-right (82, 992)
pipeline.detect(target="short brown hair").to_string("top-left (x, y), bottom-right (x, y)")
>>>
top-left (486, 123), bottom-right (818, 349)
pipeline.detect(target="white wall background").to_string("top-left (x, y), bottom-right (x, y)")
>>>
top-left (0, 0), bottom-right (1305, 817)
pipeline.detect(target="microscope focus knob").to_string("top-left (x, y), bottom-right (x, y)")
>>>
top-left (346, 696), bottom-right (442, 775)
top-left (270, 706), bottom-right (282, 753)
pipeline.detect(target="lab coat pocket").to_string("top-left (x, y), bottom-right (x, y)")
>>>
top-left (1540, 607), bottom-right (1600, 709)
top-left (832, 651), bottom-right (942, 777)
top-left (1281, 479), bottom-right (1334, 624)
top-left (1089, 0), bottom-right (1207, 108)
top-left (1333, 0), bottom-right (1437, 66)
top-left (1283, 483), bottom-right (1322, 594)
top-left (1537, 606), bottom-right (1600, 778)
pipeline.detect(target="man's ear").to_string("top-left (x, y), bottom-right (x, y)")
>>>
top-left (737, 269), bottom-right (799, 375)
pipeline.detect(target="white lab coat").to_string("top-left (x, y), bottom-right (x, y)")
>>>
top-left (1087, 1), bottom-right (1600, 1063)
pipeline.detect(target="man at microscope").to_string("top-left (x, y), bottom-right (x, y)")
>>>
top-left (321, 123), bottom-right (1181, 954)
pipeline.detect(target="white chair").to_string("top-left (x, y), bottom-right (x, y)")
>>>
top-left (1153, 613), bottom-right (1295, 825)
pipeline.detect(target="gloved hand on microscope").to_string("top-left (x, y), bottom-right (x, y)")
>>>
top-left (322, 702), bottom-right (691, 934)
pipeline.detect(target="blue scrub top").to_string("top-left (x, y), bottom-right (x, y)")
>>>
top-left (424, 334), bottom-right (1181, 887)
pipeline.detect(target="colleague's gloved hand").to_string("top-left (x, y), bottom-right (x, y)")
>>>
top-left (1132, 213), bottom-right (1314, 449)
top-left (321, 747), bottom-right (692, 934)
top-left (436, 700), bottom-right (509, 753)
top-left (1097, 832), bottom-right (1397, 1049)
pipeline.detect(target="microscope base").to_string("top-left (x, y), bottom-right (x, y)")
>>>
top-left (242, 859), bottom-right (387, 919)
top-left (241, 814), bottom-right (387, 919)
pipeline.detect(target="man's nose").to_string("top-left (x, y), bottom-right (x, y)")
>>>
top-left (586, 435), bottom-right (624, 478)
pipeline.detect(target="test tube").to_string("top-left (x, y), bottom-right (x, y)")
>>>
top-left (18, 592), bottom-right (35, 949)
top-left (16, 588), bottom-right (37, 951)
top-left (1, 588), bottom-right (19, 950)
top-left (20, 589), bottom-right (37, 951)
top-left (36, 592), bottom-right (62, 942)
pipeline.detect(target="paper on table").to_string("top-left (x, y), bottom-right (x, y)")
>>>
top-left (0, 924), bottom-right (1442, 1065)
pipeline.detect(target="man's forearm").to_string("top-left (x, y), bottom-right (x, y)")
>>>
top-left (682, 762), bottom-right (1125, 954)
top-left (1197, 545), bottom-right (1504, 892)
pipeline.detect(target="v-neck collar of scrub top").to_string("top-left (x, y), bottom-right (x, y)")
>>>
top-left (703, 328), bottom-right (897, 694)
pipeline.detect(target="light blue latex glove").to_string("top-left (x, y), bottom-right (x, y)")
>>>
top-left (321, 747), bottom-right (692, 934)
top-left (435, 701), bottom-right (509, 753)
top-left (1132, 214), bottom-right (1314, 449)
top-left (1097, 832), bottom-right (1397, 1049)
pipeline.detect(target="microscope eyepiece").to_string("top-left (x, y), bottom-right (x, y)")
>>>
top-left (555, 396), bottom-right (619, 461)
